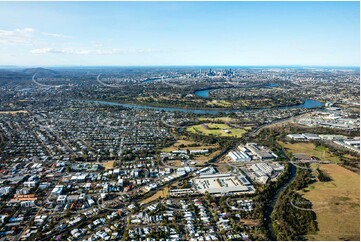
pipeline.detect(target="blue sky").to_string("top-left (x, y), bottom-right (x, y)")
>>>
top-left (0, 1), bottom-right (359, 66)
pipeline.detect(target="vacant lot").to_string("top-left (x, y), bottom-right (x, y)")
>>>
top-left (301, 164), bottom-right (360, 241)
top-left (278, 141), bottom-right (340, 163)
top-left (162, 139), bottom-right (197, 152)
top-left (187, 123), bottom-right (247, 138)
top-left (141, 187), bottom-right (169, 204)
top-left (161, 139), bottom-right (219, 152)
top-left (0, 110), bottom-right (28, 114)
top-left (102, 160), bottom-right (115, 170)
top-left (161, 137), bottom-right (221, 165)
top-left (192, 149), bottom-right (222, 165)
top-left (167, 159), bottom-right (183, 167)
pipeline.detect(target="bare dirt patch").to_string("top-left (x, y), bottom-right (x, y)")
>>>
top-left (102, 160), bottom-right (115, 170)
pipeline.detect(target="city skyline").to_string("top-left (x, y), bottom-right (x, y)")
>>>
top-left (0, 1), bottom-right (359, 66)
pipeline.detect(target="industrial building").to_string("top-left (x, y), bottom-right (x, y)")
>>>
top-left (227, 150), bottom-right (251, 162)
top-left (193, 173), bottom-right (255, 195)
top-left (228, 142), bottom-right (277, 162)
top-left (248, 162), bottom-right (284, 184)
top-left (302, 133), bottom-right (320, 140)
top-left (287, 133), bottom-right (350, 141)
top-left (286, 134), bottom-right (306, 140)
top-left (196, 166), bottom-right (217, 175)
top-left (245, 143), bottom-right (278, 160)
top-left (334, 138), bottom-right (360, 153)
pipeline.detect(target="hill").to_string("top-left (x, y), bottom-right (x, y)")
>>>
top-left (22, 67), bottom-right (58, 76)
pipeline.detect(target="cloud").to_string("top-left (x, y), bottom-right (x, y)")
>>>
top-left (31, 48), bottom-right (163, 55)
top-left (0, 28), bottom-right (35, 45)
top-left (0, 28), bottom-right (72, 45)
top-left (30, 48), bottom-right (63, 54)
top-left (41, 32), bottom-right (72, 39)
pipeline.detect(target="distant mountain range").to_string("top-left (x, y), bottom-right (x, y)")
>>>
top-left (0, 67), bottom-right (58, 84)
top-left (22, 67), bottom-right (58, 76)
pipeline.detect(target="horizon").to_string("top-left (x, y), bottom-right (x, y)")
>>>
top-left (0, 65), bottom-right (360, 69)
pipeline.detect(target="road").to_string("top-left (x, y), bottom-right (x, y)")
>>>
top-left (248, 111), bottom-right (312, 137)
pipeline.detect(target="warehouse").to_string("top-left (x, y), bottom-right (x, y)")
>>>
top-left (245, 143), bottom-right (277, 160)
top-left (228, 150), bottom-right (251, 162)
top-left (302, 133), bottom-right (320, 140)
top-left (193, 173), bottom-right (254, 195)
top-left (286, 134), bottom-right (306, 140)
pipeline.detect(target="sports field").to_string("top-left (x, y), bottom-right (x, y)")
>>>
top-left (187, 123), bottom-right (247, 138)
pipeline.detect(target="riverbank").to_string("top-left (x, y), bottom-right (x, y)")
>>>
top-left (77, 98), bottom-right (323, 115)
top-left (193, 83), bottom-right (280, 98)
top-left (264, 163), bottom-right (297, 240)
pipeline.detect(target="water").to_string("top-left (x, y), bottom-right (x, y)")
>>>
top-left (83, 98), bottom-right (323, 115)
top-left (193, 83), bottom-right (323, 110)
top-left (79, 79), bottom-right (322, 114)
top-left (194, 89), bottom-right (210, 98)
top-left (299, 99), bottom-right (323, 108)
top-left (194, 83), bottom-right (280, 98)
top-left (142, 77), bottom-right (161, 83)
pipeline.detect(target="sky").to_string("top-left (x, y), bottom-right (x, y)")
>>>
top-left (0, 1), bottom-right (359, 67)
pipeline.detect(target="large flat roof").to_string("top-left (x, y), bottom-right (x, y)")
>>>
top-left (194, 174), bottom-right (253, 194)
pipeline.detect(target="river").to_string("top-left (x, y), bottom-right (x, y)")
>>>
top-left (193, 84), bottom-right (323, 110)
top-left (85, 98), bottom-right (323, 115)
top-left (194, 83), bottom-right (280, 98)
top-left (82, 82), bottom-right (322, 113)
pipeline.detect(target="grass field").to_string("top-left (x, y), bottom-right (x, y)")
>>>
top-left (206, 100), bottom-right (232, 107)
top-left (198, 117), bottom-right (236, 123)
top-left (161, 139), bottom-right (218, 152)
top-left (300, 164), bottom-right (360, 241)
top-left (141, 187), bottom-right (169, 204)
top-left (102, 160), bottom-right (115, 170)
top-left (187, 123), bottom-right (247, 138)
top-left (0, 110), bottom-right (28, 114)
top-left (161, 139), bottom-right (196, 152)
top-left (167, 159), bottom-right (183, 167)
top-left (161, 138), bottom-right (221, 165)
top-left (278, 141), bottom-right (340, 162)
top-left (192, 149), bottom-right (222, 164)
